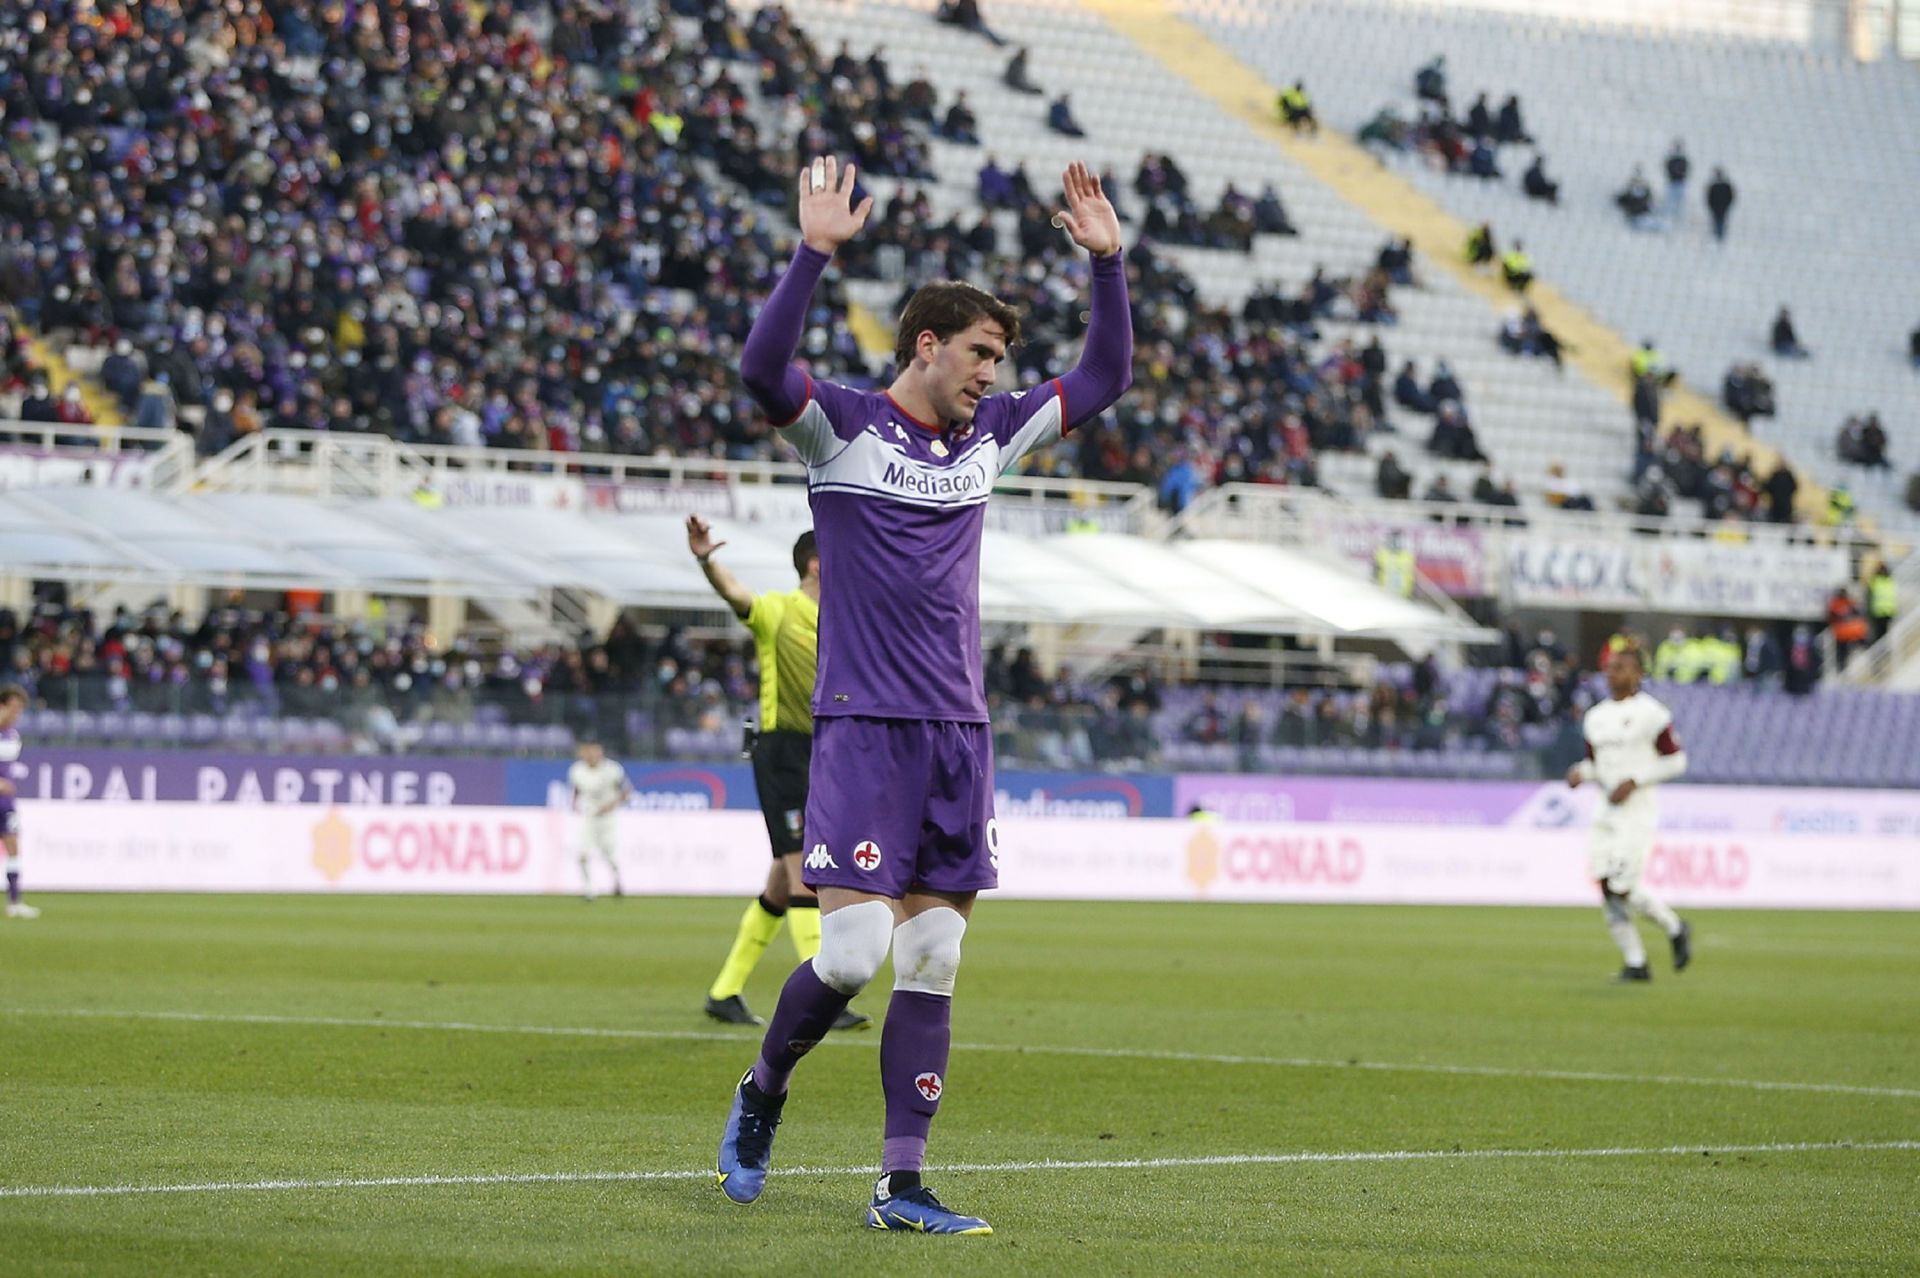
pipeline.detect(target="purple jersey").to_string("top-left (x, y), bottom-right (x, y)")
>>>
top-left (741, 246), bottom-right (1132, 723)
top-left (779, 378), bottom-right (1068, 721)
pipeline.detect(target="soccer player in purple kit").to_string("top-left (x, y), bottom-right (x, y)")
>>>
top-left (714, 155), bottom-right (1131, 1235)
top-left (0, 685), bottom-right (38, 919)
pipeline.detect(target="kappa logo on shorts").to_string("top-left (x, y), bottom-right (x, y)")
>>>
top-left (914, 1072), bottom-right (943, 1102)
top-left (805, 844), bottom-right (839, 871)
top-left (852, 840), bottom-right (883, 871)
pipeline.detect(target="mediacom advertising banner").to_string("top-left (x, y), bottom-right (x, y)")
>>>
top-left (1173, 775), bottom-right (1920, 840)
top-left (23, 804), bottom-right (1918, 909)
top-left (502, 762), bottom-right (1174, 818)
top-left (504, 760), bottom-right (751, 811)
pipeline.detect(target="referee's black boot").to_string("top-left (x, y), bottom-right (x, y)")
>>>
top-left (705, 995), bottom-right (764, 1026)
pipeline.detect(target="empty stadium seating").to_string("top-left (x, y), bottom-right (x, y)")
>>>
top-left (778, 0), bottom-right (1641, 507)
top-left (1186, 0), bottom-right (1920, 531)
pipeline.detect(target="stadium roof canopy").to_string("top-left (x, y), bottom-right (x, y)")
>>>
top-left (0, 488), bottom-right (1489, 643)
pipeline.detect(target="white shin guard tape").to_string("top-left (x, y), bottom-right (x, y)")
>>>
top-left (812, 900), bottom-right (895, 995)
top-left (892, 907), bottom-right (967, 996)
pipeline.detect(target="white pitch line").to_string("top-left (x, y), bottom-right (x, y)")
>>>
top-left (10, 1006), bottom-right (1920, 1101)
top-left (2, 1141), bottom-right (1915, 1202)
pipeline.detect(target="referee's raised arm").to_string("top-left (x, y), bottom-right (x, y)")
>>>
top-left (687, 515), bottom-right (754, 619)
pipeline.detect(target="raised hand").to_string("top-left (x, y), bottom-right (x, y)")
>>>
top-left (797, 155), bottom-right (874, 256)
top-left (1055, 161), bottom-right (1122, 257)
top-left (686, 514), bottom-right (726, 562)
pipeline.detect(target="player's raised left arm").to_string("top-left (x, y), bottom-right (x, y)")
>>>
top-left (1052, 162), bottom-right (1133, 428)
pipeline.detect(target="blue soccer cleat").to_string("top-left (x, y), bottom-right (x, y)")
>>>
top-left (865, 1178), bottom-right (993, 1235)
top-left (715, 1070), bottom-right (784, 1204)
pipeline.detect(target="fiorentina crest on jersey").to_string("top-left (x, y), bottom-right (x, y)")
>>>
top-left (914, 1072), bottom-right (943, 1102)
top-left (853, 840), bottom-right (883, 871)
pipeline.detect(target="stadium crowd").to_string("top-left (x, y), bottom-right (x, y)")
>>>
top-left (3, 598), bottom-right (1844, 773)
top-left (1, 0), bottom-right (876, 463)
top-left (4, 0), bottom-right (1839, 528)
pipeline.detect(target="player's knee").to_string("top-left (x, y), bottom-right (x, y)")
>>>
top-left (891, 907), bottom-right (967, 996)
top-left (813, 900), bottom-right (894, 995)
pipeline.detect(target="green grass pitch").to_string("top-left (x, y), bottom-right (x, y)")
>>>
top-left (2, 894), bottom-right (1915, 1275)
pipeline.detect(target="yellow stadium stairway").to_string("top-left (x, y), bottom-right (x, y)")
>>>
top-left (1075, 0), bottom-right (1836, 525)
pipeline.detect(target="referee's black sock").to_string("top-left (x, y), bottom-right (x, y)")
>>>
top-left (757, 894), bottom-right (788, 918)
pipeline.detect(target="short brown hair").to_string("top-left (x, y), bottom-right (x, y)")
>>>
top-left (0, 683), bottom-right (25, 705)
top-left (894, 281), bottom-right (1021, 371)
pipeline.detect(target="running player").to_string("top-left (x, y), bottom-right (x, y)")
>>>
top-left (716, 157), bottom-right (1131, 1234)
top-left (690, 516), bottom-right (867, 1033)
top-left (567, 739), bottom-right (630, 901)
top-left (1567, 644), bottom-right (1692, 981)
top-left (0, 685), bottom-right (38, 919)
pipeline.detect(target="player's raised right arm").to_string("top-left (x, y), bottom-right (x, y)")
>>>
top-left (739, 157), bottom-right (873, 425)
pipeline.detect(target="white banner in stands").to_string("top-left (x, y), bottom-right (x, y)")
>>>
top-left (1505, 537), bottom-right (1847, 618)
top-left (0, 447), bottom-right (154, 489)
top-left (434, 474), bottom-right (584, 510)
top-left (22, 803), bottom-right (1918, 909)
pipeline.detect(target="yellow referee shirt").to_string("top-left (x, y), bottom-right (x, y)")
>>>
top-left (744, 589), bottom-right (818, 735)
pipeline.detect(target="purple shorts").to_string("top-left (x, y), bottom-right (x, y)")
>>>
top-left (801, 715), bottom-right (999, 898)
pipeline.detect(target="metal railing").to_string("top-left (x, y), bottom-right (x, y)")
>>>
top-left (0, 420), bottom-right (196, 492)
top-left (192, 429), bottom-right (1166, 530)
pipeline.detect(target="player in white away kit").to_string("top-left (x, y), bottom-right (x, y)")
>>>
top-left (0, 685), bottom-right (37, 919)
top-left (1567, 645), bottom-right (1692, 981)
top-left (568, 740), bottom-right (632, 901)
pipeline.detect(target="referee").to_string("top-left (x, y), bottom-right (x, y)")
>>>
top-left (690, 515), bottom-right (868, 1030)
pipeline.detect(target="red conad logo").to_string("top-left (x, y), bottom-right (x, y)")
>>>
top-left (1647, 842), bottom-right (1750, 890)
top-left (360, 821), bottom-right (532, 875)
top-left (1223, 836), bottom-right (1365, 885)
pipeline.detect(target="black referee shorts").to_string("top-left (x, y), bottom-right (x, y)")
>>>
top-left (751, 729), bottom-right (812, 858)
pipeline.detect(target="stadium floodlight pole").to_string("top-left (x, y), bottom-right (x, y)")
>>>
top-left (714, 155), bottom-right (1131, 1234)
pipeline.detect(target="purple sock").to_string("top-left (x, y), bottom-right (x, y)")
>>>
top-left (5, 870), bottom-right (18, 906)
top-left (880, 990), bottom-right (952, 1174)
top-left (751, 960), bottom-right (852, 1095)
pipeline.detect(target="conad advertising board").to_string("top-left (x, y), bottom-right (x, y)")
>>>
top-left (24, 803), bottom-right (1917, 909)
